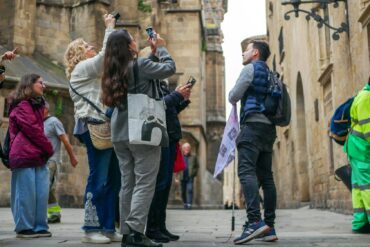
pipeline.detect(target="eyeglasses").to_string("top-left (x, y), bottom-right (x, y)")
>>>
top-left (35, 80), bottom-right (45, 86)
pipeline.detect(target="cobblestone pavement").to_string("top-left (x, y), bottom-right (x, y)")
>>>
top-left (0, 207), bottom-right (369, 246)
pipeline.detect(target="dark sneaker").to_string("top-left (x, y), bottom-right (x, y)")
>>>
top-left (37, 230), bottom-right (52, 237)
top-left (160, 228), bottom-right (180, 241)
top-left (16, 229), bottom-right (39, 238)
top-left (255, 227), bottom-right (278, 242)
top-left (121, 234), bottom-right (128, 247)
top-left (48, 214), bottom-right (61, 224)
top-left (234, 221), bottom-right (270, 245)
top-left (126, 231), bottom-right (163, 247)
top-left (146, 229), bottom-right (170, 243)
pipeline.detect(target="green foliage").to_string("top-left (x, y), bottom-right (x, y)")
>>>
top-left (138, 0), bottom-right (152, 13)
top-left (43, 90), bottom-right (63, 117)
top-left (55, 96), bottom-right (63, 117)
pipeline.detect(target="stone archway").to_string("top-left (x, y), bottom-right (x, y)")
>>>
top-left (296, 72), bottom-right (310, 202)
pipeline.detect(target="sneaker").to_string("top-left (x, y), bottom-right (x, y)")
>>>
top-left (121, 234), bottom-right (128, 247)
top-left (234, 221), bottom-right (270, 245)
top-left (16, 229), bottom-right (39, 238)
top-left (126, 231), bottom-right (163, 247)
top-left (255, 227), bottom-right (278, 242)
top-left (82, 232), bottom-right (111, 244)
top-left (37, 230), bottom-right (52, 237)
top-left (103, 232), bottom-right (122, 242)
top-left (160, 228), bottom-right (180, 241)
top-left (48, 214), bottom-right (61, 224)
top-left (145, 229), bottom-right (170, 243)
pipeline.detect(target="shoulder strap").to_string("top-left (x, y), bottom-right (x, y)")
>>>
top-left (69, 82), bottom-right (105, 115)
top-left (133, 59), bottom-right (139, 94)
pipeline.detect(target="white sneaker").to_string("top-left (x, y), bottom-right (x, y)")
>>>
top-left (102, 232), bottom-right (122, 242)
top-left (82, 232), bottom-right (111, 244)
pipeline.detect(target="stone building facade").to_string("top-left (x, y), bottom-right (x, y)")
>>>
top-left (264, 0), bottom-right (370, 213)
top-left (0, 0), bottom-right (227, 208)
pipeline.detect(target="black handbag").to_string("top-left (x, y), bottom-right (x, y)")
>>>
top-left (334, 164), bottom-right (352, 192)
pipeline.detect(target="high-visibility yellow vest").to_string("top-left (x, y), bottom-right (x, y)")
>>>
top-left (351, 84), bottom-right (370, 142)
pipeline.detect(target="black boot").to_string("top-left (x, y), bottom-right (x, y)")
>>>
top-left (126, 231), bottom-right (163, 247)
top-left (159, 186), bottom-right (180, 241)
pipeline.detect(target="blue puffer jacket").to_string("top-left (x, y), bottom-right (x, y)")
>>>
top-left (240, 60), bottom-right (270, 122)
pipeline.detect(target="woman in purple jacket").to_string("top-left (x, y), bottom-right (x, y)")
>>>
top-left (8, 73), bottom-right (54, 238)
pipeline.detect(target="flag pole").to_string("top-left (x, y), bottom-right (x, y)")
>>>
top-left (231, 153), bottom-right (236, 232)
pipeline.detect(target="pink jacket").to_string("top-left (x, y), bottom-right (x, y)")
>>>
top-left (9, 99), bottom-right (53, 169)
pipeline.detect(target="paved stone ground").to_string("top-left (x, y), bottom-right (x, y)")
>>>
top-left (0, 207), bottom-right (369, 246)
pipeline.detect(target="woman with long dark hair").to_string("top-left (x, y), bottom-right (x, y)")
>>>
top-left (101, 29), bottom-right (176, 247)
top-left (64, 14), bottom-right (121, 244)
top-left (8, 73), bottom-right (53, 238)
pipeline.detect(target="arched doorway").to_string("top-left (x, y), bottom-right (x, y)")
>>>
top-left (296, 73), bottom-right (310, 202)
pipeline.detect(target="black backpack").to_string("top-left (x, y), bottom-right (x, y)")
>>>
top-left (264, 71), bottom-right (291, 127)
top-left (0, 128), bottom-right (10, 168)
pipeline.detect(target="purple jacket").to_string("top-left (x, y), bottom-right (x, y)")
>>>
top-left (9, 99), bottom-right (53, 169)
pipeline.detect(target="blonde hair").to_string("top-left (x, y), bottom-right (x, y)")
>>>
top-left (64, 38), bottom-right (87, 79)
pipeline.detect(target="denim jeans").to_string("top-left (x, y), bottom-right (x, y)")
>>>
top-left (79, 131), bottom-right (121, 233)
top-left (236, 122), bottom-right (276, 227)
top-left (181, 179), bottom-right (194, 205)
top-left (11, 166), bottom-right (49, 233)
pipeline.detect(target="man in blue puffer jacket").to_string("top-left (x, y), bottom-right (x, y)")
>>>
top-left (229, 40), bottom-right (278, 244)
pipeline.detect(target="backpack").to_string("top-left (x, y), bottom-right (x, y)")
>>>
top-left (0, 128), bottom-right (10, 168)
top-left (329, 96), bottom-right (354, 146)
top-left (264, 71), bottom-right (291, 127)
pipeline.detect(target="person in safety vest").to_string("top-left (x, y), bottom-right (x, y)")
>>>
top-left (344, 77), bottom-right (370, 234)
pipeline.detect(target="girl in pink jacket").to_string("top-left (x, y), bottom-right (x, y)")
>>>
top-left (8, 73), bottom-right (53, 238)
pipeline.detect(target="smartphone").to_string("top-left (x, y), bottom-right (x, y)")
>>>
top-left (187, 76), bottom-right (196, 88)
top-left (111, 11), bottom-right (120, 21)
top-left (145, 26), bottom-right (157, 40)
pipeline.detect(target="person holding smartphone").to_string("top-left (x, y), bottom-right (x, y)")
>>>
top-left (138, 46), bottom-right (192, 243)
top-left (0, 49), bottom-right (17, 86)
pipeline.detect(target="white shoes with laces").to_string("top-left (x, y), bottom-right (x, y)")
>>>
top-left (82, 232), bottom-right (111, 244)
top-left (103, 232), bottom-right (122, 242)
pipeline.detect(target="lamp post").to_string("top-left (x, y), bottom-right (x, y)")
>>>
top-left (281, 0), bottom-right (349, 40)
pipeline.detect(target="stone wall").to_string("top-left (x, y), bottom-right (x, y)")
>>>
top-left (0, 0), bottom-right (227, 208)
top-left (265, 1), bottom-right (370, 212)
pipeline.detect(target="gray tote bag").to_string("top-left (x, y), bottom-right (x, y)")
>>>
top-left (127, 61), bottom-right (169, 147)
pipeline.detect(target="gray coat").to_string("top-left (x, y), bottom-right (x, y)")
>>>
top-left (111, 47), bottom-right (176, 143)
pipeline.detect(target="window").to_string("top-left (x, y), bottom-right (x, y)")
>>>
top-left (318, 7), bottom-right (331, 69)
top-left (278, 27), bottom-right (284, 59)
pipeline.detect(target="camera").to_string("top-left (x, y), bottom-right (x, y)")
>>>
top-left (145, 26), bottom-right (157, 40)
top-left (110, 11), bottom-right (120, 21)
top-left (186, 76), bottom-right (196, 88)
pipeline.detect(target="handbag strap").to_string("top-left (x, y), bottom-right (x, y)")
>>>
top-left (69, 82), bottom-right (105, 116)
top-left (133, 59), bottom-right (139, 94)
top-left (132, 59), bottom-right (164, 100)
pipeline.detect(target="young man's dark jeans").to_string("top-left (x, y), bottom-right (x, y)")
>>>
top-left (237, 122), bottom-right (276, 228)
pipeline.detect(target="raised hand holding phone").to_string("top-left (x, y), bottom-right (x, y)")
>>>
top-left (186, 76), bottom-right (196, 88)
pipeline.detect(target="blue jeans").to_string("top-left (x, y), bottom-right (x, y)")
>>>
top-left (237, 122), bottom-right (276, 227)
top-left (79, 131), bottom-right (121, 232)
top-left (11, 166), bottom-right (49, 233)
top-left (181, 179), bottom-right (193, 205)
